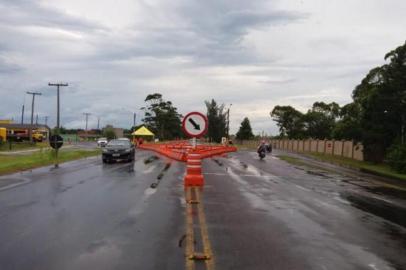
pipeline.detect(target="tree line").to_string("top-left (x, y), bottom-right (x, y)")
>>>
top-left (140, 94), bottom-right (255, 143)
top-left (271, 41), bottom-right (406, 169)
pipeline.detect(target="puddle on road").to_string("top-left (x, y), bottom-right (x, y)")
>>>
top-left (144, 155), bottom-right (159, 164)
top-left (142, 164), bottom-right (157, 174)
top-left (212, 158), bottom-right (223, 167)
top-left (341, 191), bottom-right (406, 228)
top-left (73, 239), bottom-right (121, 270)
top-left (364, 186), bottom-right (406, 200)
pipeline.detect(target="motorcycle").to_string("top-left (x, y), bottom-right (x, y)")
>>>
top-left (258, 150), bottom-right (266, 160)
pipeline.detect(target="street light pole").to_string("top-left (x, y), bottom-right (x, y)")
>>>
top-left (26, 91), bottom-right (42, 143)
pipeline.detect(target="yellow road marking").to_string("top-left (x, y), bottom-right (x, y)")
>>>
top-left (185, 187), bottom-right (215, 270)
top-left (185, 187), bottom-right (195, 270)
top-left (195, 187), bottom-right (215, 270)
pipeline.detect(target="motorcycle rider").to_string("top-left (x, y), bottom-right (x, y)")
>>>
top-left (257, 140), bottom-right (267, 159)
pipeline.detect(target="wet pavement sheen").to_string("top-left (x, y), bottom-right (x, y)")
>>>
top-left (0, 150), bottom-right (405, 270)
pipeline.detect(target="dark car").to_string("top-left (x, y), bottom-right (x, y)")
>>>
top-left (102, 139), bottom-right (135, 163)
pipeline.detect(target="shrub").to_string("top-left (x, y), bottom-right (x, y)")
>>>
top-left (386, 143), bottom-right (406, 173)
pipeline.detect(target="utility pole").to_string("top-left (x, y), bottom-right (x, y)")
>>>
top-left (226, 103), bottom-right (232, 138)
top-left (48, 82), bottom-right (68, 133)
top-left (48, 82), bottom-right (68, 169)
top-left (83, 113), bottom-right (91, 140)
top-left (21, 94), bottom-right (26, 124)
top-left (35, 114), bottom-right (38, 125)
top-left (21, 104), bottom-right (25, 124)
top-left (26, 91), bottom-right (42, 143)
top-left (97, 116), bottom-right (100, 130)
top-left (44, 116), bottom-right (49, 126)
top-left (133, 113), bottom-right (136, 128)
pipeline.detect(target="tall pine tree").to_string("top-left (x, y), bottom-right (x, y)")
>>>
top-left (236, 117), bottom-right (254, 141)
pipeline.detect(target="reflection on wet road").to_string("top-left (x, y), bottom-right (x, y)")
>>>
top-left (203, 151), bottom-right (406, 270)
top-left (0, 149), bottom-right (405, 269)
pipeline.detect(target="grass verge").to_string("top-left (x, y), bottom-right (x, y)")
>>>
top-left (0, 142), bottom-right (48, 152)
top-left (302, 152), bottom-right (406, 181)
top-left (277, 155), bottom-right (309, 167)
top-left (0, 148), bottom-right (101, 175)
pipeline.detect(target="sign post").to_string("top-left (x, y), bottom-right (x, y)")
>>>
top-left (182, 112), bottom-right (208, 146)
top-left (49, 134), bottom-right (63, 168)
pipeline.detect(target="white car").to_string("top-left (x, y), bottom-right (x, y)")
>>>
top-left (97, 137), bottom-right (108, 147)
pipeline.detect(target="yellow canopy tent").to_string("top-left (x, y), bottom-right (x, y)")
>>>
top-left (131, 126), bottom-right (154, 144)
top-left (132, 126), bottom-right (154, 136)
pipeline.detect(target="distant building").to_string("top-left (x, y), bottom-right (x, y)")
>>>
top-left (113, 128), bottom-right (124, 138)
top-left (103, 125), bottom-right (124, 139)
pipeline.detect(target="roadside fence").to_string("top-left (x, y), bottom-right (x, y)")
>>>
top-left (237, 139), bottom-right (364, 161)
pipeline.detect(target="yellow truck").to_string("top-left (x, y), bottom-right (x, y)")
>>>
top-left (0, 127), bottom-right (6, 143)
top-left (32, 132), bottom-right (44, 142)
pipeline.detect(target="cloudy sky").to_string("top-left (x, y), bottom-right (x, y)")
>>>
top-left (1, 0), bottom-right (405, 135)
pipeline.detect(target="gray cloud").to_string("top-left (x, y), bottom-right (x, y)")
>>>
top-left (0, 0), bottom-right (405, 135)
top-left (0, 0), bottom-right (104, 31)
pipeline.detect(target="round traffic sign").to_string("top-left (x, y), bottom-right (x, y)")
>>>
top-left (49, 135), bottom-right (63, 149)
top-left (182, 112), bottom-right (208, 138)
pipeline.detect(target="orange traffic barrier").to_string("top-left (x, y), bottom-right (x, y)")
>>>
top-left (138, 141), bottom-right (237, 187)
top-left (184, 153), bottom-right (204, 187)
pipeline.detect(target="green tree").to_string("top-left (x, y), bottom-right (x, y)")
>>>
top-left (205, 99), bottom-right (227, 142)
top-left (352, 41), bottom-right (406, 162)
top-left (332, 103), bottom-right (362, 140)
top-left (236, 117), bottom-right (254, 141)
top-left (141, 93), bottom-right (183, 140)
top-left (303, 102), bottom-right (340, 139)
top-left (270, 105), bottom-right (305, 139)
top-left (103, 127), bottom-right (116, 140)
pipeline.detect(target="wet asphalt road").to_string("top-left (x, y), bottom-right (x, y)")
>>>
top-left (0, 149), bottom-right (405, 270)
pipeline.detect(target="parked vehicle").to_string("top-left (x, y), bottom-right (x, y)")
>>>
top-left (97, 137), bottom-right (108, 147)
top-left (32, 132), bottom-right (44, 142)
top-left (102, 139), bottom-right (135, 163)
top-left (0, 128), bottom-right (6, 143)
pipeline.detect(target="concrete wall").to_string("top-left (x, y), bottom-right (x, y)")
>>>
top-left (353, 143), bottom-right (364, 161)
top-left (324, 140), bottom-right (333, 155)
top-left (333, 141), bottom-right (343, 156)
top-left (343, 141), bottom-right (353, 158)
top-left (317, 140), bottom-right (326, 153)
top-left (270, 138), bottom-right (364, 161)
top-left (304, 140), bottom-right (310, 152)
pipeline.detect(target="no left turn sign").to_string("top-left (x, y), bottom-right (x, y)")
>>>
top-left (182, 112), bottom-right (208, 138)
